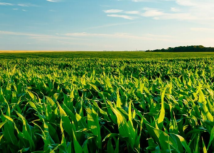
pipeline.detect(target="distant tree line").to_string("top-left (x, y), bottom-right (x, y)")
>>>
top-left (146, 45), bottom-right (214, 52)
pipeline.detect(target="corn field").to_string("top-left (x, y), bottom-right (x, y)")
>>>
top-left (0, 58), bottom-right (214, 153)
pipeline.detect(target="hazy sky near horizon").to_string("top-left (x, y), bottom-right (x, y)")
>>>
top-left (0, 0), bottom-right (214, 51)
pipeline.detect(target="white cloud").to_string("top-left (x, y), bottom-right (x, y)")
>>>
top-left (190, 28), bottom-right (214, 32)
top-left (65, 32), bottom-right (172, 41)
top-left (175, 0), bottom-right (198, 7)
top-left (87, 22), bottom-right (136, 29)
top-left (175, 0), bottom-right (214, 19)
top-left (154, 13), bottom-right (196, 20)
top-left (104, 9), bottom-right (137, 20)
top-left (18, 4), bottom-right (29, 7)
top-left (47, 0), bottom-right (61, 2)
top-left (107, 14), bottom-right (135, 20)
top-left (125, 11), bottom-right (140, 14)
top-left (104, 9), bottom-right (123, 13)
top-left (0, 2), bottom-right (13, 6)
top-left (142, 8), bottom-right (164, 17)
top-left (175, 0), bottom-right (214, 12)
top-left (0, 31), bottom-right (78, 41)
top-left (132, 0), bottom-right (151, 2)
top-left (0, 2), bottom-right (37, 7)
top-left (17, 3), bottom-right (38, 7)
top-left (141, 8), bottom-right (196, 20)
top-left (126, 0), bottom-right (214, 21)
top-left (171, 7), bottom-right (180, 12)
top-left (162, 0), bottom-right (214, 21)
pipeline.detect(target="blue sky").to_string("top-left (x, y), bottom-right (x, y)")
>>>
top-left (0, 0), bottom-right (214, 51)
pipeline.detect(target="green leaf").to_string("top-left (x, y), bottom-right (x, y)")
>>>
top-left (202, 137), bottom-right (207, 153)
top-left (116, 89), bottom-right (122, 108)
top-left (86, 108), bottom-right (102, 149)
top-left (72, 123), bottom-right (83, 153)
top-left (0, 120), bottom-right (7, 129)
top-left (207, 127), bottom-right (214, 150)
top-left (158, 85), bottom-right (167, 129)
top-left (171, 134), bottom-right (191, 153)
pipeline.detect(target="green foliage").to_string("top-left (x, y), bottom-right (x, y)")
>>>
top-left (146, 45), bottom-right (214, 52)
top-left (0, 57), bottom-right (214, 152)
top-left (1, 51), bottom-right (214, 59)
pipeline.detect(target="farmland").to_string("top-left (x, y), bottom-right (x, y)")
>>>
top-left (0, 53), bottom-right (214, 153)
top-left (1, 51), bottom-right (214, 59)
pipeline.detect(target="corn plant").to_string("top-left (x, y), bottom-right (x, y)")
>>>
top-left (0, 57), bottom-right (214, 152)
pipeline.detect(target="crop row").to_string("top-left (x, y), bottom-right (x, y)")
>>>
top-left (0, 58), bottom-right (214, 152)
